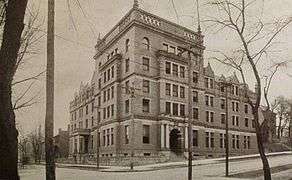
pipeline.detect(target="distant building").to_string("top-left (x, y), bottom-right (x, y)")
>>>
top-left (67, 1), bottom-right (263, 162)
top-left (53, 128), bottom-right (69, 158)
top-left (260, 108), bottom-right (277, 143)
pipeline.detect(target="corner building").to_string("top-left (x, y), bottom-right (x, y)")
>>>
top-left (68, 2), bottom-right (259, 163)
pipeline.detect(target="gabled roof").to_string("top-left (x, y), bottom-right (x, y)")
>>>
top-left (204, 62), bottom-right (214, 77)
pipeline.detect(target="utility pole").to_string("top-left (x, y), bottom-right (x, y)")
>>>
top-left (220, 81), bottom-right (232, 177)
top-left (187, 51), bottom-right (193, 180)
top-left (45, 0), bottom-right (55, 179)
top-left (179, 46), bottom-right (200, 180)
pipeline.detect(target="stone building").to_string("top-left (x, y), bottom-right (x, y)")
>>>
top-left (68, 1), bottom-right (261, 162)
top-left (54, 128), bottom-right (69, 158)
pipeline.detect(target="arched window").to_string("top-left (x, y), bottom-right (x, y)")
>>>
top-left (125, 39), bottom-right (130, 52)
top-left (142, 37), bottom-right (150, 50)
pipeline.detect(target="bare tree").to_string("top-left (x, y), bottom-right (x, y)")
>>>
top-left (0, 0), bottom-right (29, 179)
top-left (205, 0), bottom-right (292, 179)
top-left (273, 96), bottom-right (290, 139)
top-left (28, 125), bottom-right (44, 164)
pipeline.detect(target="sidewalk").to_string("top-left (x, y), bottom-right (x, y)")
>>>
top-left (56, 151), bottom-right (292, 172)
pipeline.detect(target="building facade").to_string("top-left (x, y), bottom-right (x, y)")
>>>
top-left (68, 1), bottom-right (260, 162)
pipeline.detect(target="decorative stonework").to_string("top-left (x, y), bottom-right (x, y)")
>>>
top-left (139, 13), bottom-right (161, 27)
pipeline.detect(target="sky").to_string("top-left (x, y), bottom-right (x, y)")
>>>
top-left (15, 0), bottom-right (292, 135)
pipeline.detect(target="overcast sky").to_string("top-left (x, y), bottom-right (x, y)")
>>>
top-left (16, 0), bottom-right (292, 135)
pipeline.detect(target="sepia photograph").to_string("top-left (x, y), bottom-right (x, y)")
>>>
top-left (0, 0), bottom-right (292, 179)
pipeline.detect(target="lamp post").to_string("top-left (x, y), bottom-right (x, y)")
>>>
top-left (220, 81), bottom-right (233, 177)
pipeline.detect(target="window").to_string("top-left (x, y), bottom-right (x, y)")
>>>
top-left (163, 43), bottom-right (168, 52)
top-left (221, 99), bottom-right (226, 109)
top-left (98, 96), bottom-right (101, 106)
top-left (107, 89), bottom-right (110, 101)
top-left (173, 85), bottom-right (178, 97)
top-left (220, 86), bottom-right (225, 92)
top-left (172, 64), bottom-right (178, 76)
top-left (205, 95), bottom-right (209, 106)
top-left (204, 77), bottom-right (209, 88)
top-left (143, 80), bottom-right (150, 93)
top-left (85, 119), bottom-right (88, 128)
top-left (193, 108), bottom-right (199, 119)
top-left (111, 86), bottom-right (114, 99)
top-left (245, 118), bottom-right (249, 127)
top-left (107, 69), bottom-right (111, 81)
top-left (235, 86), bottom-right (239, 95)
top-left (86, 105), bottom-right (89, 115)
top-left (236, 116), bottom-right (239, 126)
top-left (193, 130), bottom-right (198, 146)
top-left (169, 46), bottom-right (176, 53)
top-left (103, 71), bottom-right (106, 83)
top-left (205, 132), bottom-right (214, 148)
top-left (193, 72), bottom-right (198, 83)
top-left (103, 91), bottom-right (106, 102)
top-left (111, 128), bottom-right (114, 145)
top-left (125, 39), bottom-right (130, 52)
top-left (220, 133), bottom-right (225, 148)
top-left (111, 66), bottom-right (114, 78)
top-left (143, 125), bottom-right (150, 144)
top-left (166, 102), bottom-right (171, 114)
top-left (205, 132), bottom-right (210, 148)
top-left (172, 103), bottom-right (178, 116)
top-left (106, 129), bottom-right (110, 146)
top-left (236, 102), bottom-right (239, 112)
top-left (142, 37), bottom-right (150, 50)
top-left (244, 104), bottom-right (249, 114)
top-left (125, 80), bottom-right (130, 93)
top-left (165, 83), bottom-right (171, 96)
top-left (98, 78), bottom-right (101, 89)
top-left (236, 135), bottom-right (240, 149)
top-left (210, 96), bottom-right (214, 107)
top-left (125, 125), bottom-right (129, 144)
top-left (125, 100), bottom-right (129, 114)
top-left (210, 79), bottom-right (214, 89)
top-left (193, 91), bottom-right (198, 103)
top-left (103, 130), bottom-right (106, 146)
top-left (91, 102), bottom-right (94, 113)
top-left (180, 86), bottom-right (185, 98)
top-left (103, 108), bottom-right (106, 119)
top-left (210, 132), bottom-right (214, 148)
top-left (221, 114), bottom-right (226, 124)
top-left (142, 99), bottom-right (150, 113)
top-left (179, 66), bottom-right (185, 78)
top-left (125, 58), bottom-right (129, 72)
top-left (107, 106), bottom-right (110, 118)
top-left (111, 104), bottom-right (114, 117)
top-left (180, 104), bottom-right (185, 117)
top-left (142, 57), bottom-right (150, 71)
top-left (165, 62), bottom-right (171, 74)
top-left (247, 136), bottom-right (251, 149)
top-left (210, 112), bottom-right (214, 122)
top-left (232, 135), bottom-right (236, 149)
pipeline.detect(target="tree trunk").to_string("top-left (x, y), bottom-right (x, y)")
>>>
top-left (278, 116), bottom-right (282, 139)
top-left (0, 0), bottom-right (28, 179)
top-left (254, 110), bottom-right (271, 180)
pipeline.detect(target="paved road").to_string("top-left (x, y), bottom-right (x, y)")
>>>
top-left (19, 154), bottom-right (292, 180)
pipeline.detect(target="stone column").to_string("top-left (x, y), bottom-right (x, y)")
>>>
top-left (185, 126), bottom-right (188, 149)
top-left (166, 124), bottom-right (170, 149)
top-left (161, 124), bottom-right (165, 149)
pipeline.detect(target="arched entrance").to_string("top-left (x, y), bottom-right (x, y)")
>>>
top-left (169, 128), bottom-right (183, 154)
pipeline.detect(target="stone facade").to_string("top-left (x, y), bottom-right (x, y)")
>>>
top-left (68, 3), bottom-right (261, 162)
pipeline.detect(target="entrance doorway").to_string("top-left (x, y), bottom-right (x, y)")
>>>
top-left (169, 128), bottom-right (182, 154)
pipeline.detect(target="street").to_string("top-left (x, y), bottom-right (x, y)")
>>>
top-left (19, 154), bottom-right (292, 180)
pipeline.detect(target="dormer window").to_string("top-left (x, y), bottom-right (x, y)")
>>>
top-left (142, 37), bottom-right (150, 50)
